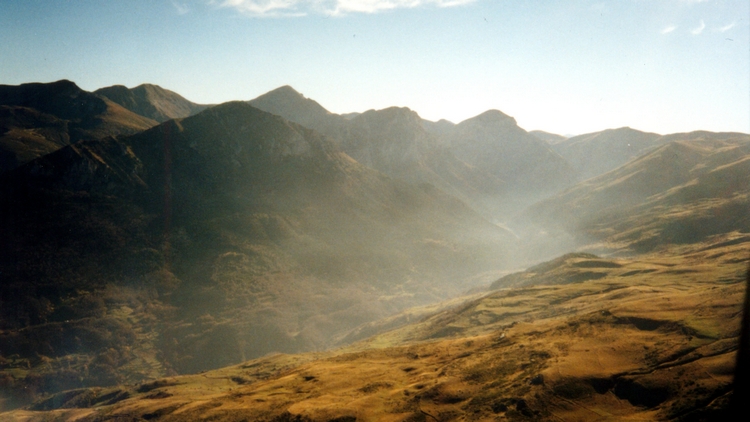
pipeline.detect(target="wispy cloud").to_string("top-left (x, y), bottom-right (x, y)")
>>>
top-left (691, 19), bottom-right (705, 35)
top-left (172, 1), bottom-right (191, 14)
top-left (661, 25), bottom-right (677, 34)
top-left (214, 0), bottom-right (478, 17)
top-left (717, 21), bottom-right (736, 32)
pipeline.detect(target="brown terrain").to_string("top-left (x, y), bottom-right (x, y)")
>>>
top-left (2, 235), bottom-right (746, 421)
top-left (0, 82), bottom-right (748, 421)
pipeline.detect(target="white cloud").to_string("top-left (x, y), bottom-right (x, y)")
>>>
top-left (172, 1), bottom-right (191, 14)
top-left (661, 25), bottom-right (677, 34)
top-left (717, 21), bottom-right (736, 32)
top-left (214, 0), bottom-right (477, 17)
top-left (691, 19), bottom-right (705, 34)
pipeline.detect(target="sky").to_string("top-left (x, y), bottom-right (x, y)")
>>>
top-left (1, 0), bottom-right (748, 136)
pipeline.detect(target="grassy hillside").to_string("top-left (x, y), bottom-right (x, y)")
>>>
top-left (4, 235), bottom-right (745, 421)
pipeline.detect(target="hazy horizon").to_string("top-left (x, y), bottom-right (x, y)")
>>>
top-left (1, 0), bottom-right (748, 138)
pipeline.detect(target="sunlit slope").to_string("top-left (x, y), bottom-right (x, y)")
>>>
top-left (0, 80), bottom-right (158, 172)
top-left (0, 101), bottom-right (514, 407)
top-left (8, 237), bottom-right (745, 421)
top-left (523, 132), bottom-right (750, 252)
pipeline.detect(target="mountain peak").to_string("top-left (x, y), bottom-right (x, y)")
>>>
top-left (249, 86), bottom-right (336, 131)
top-left (262, 85), bottom-right (305, 99)
top-left (463, 109), bottom-right (517, 127)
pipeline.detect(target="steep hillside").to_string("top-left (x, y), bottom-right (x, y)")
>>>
top-left (250, 87), bottom-right (509, 217)
top-left (6, 236), bottom-right (745, 421)
top-left (0, 101), bottom-right (515, 408)
top-left (552, 127), bottom-right (662, 180)
top-left (446, 110), bottom-right (579, 206)
top-left (523, 132), bottom-right (750, 253)
top-left (0, 80), bottom-right (157, 172)
top-left (95, 83), bottom-right (209, 122)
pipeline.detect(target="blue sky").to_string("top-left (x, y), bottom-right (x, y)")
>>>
top-left (1, 0), bottom-right (747, 135)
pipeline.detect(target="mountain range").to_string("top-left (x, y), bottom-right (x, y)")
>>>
top-left (0, 79), bottom-right (747, 418)
top-left (0, 80), bottom-right (157, 172)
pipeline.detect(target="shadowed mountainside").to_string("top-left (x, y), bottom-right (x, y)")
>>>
top-left (95, 83), bottom-right (209, 123)
top-left (0, 80), bottom-right (157, 172)
top-left (0, 101), bottom-right (515, 408)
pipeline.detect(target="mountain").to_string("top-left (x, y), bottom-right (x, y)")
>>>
top-left (248, 85), bottom-right (347, 135)
top-left (522, 131), bottom-right (750, 252)
top-left (421, 117), bottom-right (456, 139)
top-left (0, 80), bottom-right (157, 172)
top-left (529, 129), bottom-right (567, 144)
top-left (0, 101), bottom-right (515, 408)
top-left (551, 127), bottom-right (662, 180)
top-left (446, 110), bottom-right (579, 206)
top-left (95, 83), bottom-right (209, 122)
top-left (250, 87), bottom-right (508, 217)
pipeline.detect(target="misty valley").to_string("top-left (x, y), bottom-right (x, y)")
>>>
top-left (0, 80), bottom-right (748, 421)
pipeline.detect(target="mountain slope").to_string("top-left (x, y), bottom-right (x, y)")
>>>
top-left (551, 127), bottom-right (662, 180)
top-left (523, 131), bottom-right (750, 252)
top-left (0, 80), bottom-right (157, 172)
top-left (95, 83), bottom-right (209, 122)
top-left (447, 110), bottom-right (579, 206)
top-left (0, 101), bottom-right (515, 408)
top-left (529, 129), bottom-right (567, 144)
top-left (250, 87), bottom-right (509, 216)
top-left (248, 85), bottom-right (346, 135)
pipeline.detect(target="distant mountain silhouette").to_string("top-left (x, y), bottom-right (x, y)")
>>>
top-left (95, 83), bottom-right (209, 122)
top-left (551, 127), bottom-right (662, 180)
top-left (0, 100), bottom-right (514, 401)
top-left (523, 131), bottom-right (750, 251)
top-left (0, 80), bottom-right (157, 172)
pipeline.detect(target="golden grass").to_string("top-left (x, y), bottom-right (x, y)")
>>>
top-left (3, 236), bottom-right (747, 421)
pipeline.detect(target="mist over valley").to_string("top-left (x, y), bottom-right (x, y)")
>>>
top-left (0, 79), bottom-right (748, 421)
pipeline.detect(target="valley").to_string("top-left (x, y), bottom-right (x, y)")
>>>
top-left (0, 80), bottom-right (748, 420)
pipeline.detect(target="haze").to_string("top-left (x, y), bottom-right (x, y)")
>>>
top-left (1, 0), bottom-right (747, 135)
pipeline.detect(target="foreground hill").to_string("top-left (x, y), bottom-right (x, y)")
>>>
top-left (5, 236), bottom-right (745, 421)
top-left (522, 131), bottom-right (750, 253)
top-left (0, 101), bottom-right (514, 408)
top-left (95, 83), bottom-right (209, 122)
top-left (0, 80), bottom-right (157, 172)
